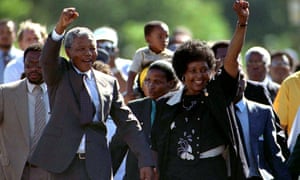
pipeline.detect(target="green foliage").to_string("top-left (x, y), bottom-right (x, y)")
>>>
top-left (120, 21), bottom-right (146, 58)
top-left (0, 0), bottom-right (30, 20)
top-left (3, 0), bottom-right (297, 61)
top-left (18, 0), bottom-right (229, 59)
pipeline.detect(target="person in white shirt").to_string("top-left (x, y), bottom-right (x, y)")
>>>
top-left (0, 19), bottom-right (23, 83)
top-left (93, 26), bottom-right (132, 94)
top-left (4, 20), bottom-right (47, 83)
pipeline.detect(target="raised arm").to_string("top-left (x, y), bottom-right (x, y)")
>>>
top-left (224, 0), bottom-right (249, 78)
top-left (40, 8), bottom-right (80, 86)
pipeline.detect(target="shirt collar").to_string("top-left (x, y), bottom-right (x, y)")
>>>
top-left (235, 97), bottom-right (246, 112)
top-left (1, 47), bottom-right (21, 58)
top-left (26, 79), bottom-right (47, 93)
top-left (72, 64), bottom-right (92, 80)
top-left (148, 47), bottom-right (173, 56)
top-left (148, 48), bottom-right (159, 55)
top-left (166, 86), bottom-right (184, 106)
top-left (249, 75), bottom-right (270, 86)
top-left (0, 50), bottom-right (9, 58)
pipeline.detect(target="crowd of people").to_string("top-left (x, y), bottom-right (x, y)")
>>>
top-left (0, 1), bottom-right (300, 180)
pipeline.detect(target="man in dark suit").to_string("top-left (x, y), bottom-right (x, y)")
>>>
top-left (245, 46), bottom-right (280, 102)
top-left (211, 41), bottom-right (289, 159)
top-left (30, 8), bottom-right (154, 180)
top-left (233, 72), bottom-right (291, 179)
top-left (0, 19), bottom-right (23, 84)
top-left (287, 134), bottom-right (300, 179)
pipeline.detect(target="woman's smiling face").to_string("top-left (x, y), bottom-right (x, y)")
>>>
top-left (183, 60), bottom-right (211, 95)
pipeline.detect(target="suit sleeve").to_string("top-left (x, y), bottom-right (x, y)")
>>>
top-left (264, 108), bottom-right (291, 179)
top-left (40, 34), bottom-right (65, 86)
top-left (109, 130), bottom-right (129, 174)
top-left (287, 134), bottom-right (300, 175)
top-left (109, 79), bottom-right (154, 168)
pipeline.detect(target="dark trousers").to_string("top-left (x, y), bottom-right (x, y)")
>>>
top-left (164, 155), bottom-right (227, 180)
top-left (50, 155), bottom-right (90, 180)
top-left (22, 164), bottom-right (50, 180)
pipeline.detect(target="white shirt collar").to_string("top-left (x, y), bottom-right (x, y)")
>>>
top-left (166, 86), bottom-right (184, 106)
top-left (72, 64), bottom-right (93, 80)
top-left (248, 75), bottom-right (271, 86)
top-left (148, 47), bottom-right (173, 56)
top-left (26, 79), bottom-right (47, 93)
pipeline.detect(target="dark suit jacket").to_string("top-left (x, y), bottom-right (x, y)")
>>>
top-left (265, 79), bottom-right (280, 103)
top-left (245, 80), bottom-right (272, 106)
top-left (246, 79), bottom-right (279, 103)
top-left (245, 80), bottom-right (290, 159)
top-left (287, 134), bottom-right (300, 175)
top-left (30, 35), bottom-right (154, 179)
top-left (243, 99), bottom-right (291, 179)
top-left (110, 97), bottom-right (153, 180)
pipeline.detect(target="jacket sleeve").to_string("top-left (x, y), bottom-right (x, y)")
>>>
top-left (263, 108), bottom-right (291, 180)
top-left (287, 134), bottom-right (300, 175)
top-left (40, 34), bottom-right (66, 86)
top-left (109, 79), bottom-right (154, 168)
top-left (109, 131), bottom-right (129, 174)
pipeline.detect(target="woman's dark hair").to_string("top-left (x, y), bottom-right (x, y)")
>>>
top-left (148, 59), bottom-right (177, 82)
top-left (136, 59), bottom-right (179, 97)
top-left (172, 40), bottom-right (215, 80)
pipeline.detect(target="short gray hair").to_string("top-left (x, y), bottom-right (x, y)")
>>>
top-left (64, 27), bottom-right (96, 49)
top-left (245, 46), bottom-right (271, 66)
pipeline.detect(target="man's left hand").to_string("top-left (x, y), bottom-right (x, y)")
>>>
top-left (139, 166), bottom-right (154, 180)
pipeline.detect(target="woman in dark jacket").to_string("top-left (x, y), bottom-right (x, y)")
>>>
top-left (151, 1), bottom-right (249, 179)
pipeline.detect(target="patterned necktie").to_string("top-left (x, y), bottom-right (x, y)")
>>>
top-left (30, 86), bottom-right (46, 156)
top-left (80, 74), bottom-right (95, 126)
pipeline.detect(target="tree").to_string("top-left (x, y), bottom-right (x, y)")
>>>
top-left (0, 0), bottom-right (30, 22)
top-left (218, 0), bottom-right (295, 54)
top-left (25, 0), bottom-right (230, 58)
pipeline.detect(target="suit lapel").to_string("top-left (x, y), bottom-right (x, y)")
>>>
top-left (142, 99), bottom-right (152, 128)
top-left (129, 98), bottom-right (152, 129)
top-left (68, 66), bottom-right (84, 105)
top-left (68, 68), bottom-right (109, 123)
top-left (247, 101), bottom-right (261, 145)
top-left (92, 69), bottom-right (107, 122)
top-left (13, 80), bottom-right (30, 145)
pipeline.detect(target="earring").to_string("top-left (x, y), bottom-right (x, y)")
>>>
top-left (182, 76), bottom-right (185, 82)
